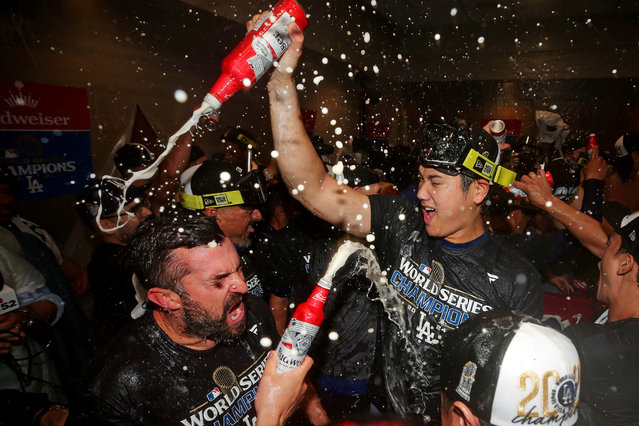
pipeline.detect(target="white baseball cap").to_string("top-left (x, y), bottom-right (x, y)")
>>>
top-left (440, 311), bottom-right (580, 426)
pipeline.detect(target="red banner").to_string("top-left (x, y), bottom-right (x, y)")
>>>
top-left (0, 80), bottom-right (90, 131)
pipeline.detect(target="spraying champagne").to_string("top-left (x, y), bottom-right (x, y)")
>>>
top-left (202, 0), bottom-right (308, 113)
top-left (275, 240), bottom-right (371, 372)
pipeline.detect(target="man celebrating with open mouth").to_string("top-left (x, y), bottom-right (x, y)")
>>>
top-left (264, 17), bottom-right (543, 423)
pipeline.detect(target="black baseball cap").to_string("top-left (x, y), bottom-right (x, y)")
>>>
top-left (440, 311), bottom-right (580, 426)
top-left (602, 202), bottom-right (639, 258)
top-left (180, 159), bottom-right (266, 210)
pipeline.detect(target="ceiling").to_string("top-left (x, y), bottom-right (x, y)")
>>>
top-left (180, 0), bottom-right (639, 82)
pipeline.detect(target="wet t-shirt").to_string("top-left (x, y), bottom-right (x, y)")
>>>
top-left (74, 295), bottom-right (277, 426)
top-left (369, 195), bottom-right (543, 423)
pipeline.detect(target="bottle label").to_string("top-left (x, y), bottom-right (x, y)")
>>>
top-left (262, 12), bottom-right (293, 58)
top-left (276, 318), bottom-right (320, 373)
top-left (248, 37), bottom-right (273, 80)
top-left (247, 12), bottom-right (293, 81)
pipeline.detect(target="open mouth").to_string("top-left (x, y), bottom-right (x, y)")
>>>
top-left (228, 301), bottom-right (245, 325)
top-left (423, 206), bottom-right (436, 223)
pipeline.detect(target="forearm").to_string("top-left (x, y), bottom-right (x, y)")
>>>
top-left (267, 72), bottom-right (328, 197)
top-left (540, 195), bottom-right (607, 257)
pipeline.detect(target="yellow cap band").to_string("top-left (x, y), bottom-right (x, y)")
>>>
top-left (180, 190), bottom-right (245, 210)
top-left (493, 166), bottom-right (517, 187)
top-left (461, 148), bottom-right (516, 187)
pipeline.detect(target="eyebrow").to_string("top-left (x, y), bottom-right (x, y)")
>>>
top-left (212, 263), bottom-right (242, 281)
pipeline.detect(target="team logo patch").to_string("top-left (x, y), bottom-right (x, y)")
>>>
top-left (214, 194), bottom-right (230, 206)
top-left (551, 374), bottom-right (578, 414)
top-left (456, 361), bottom-right (477, 402)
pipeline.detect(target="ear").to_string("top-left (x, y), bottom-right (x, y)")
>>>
top-left (472, 179), bottom-right (490, 205)
top-left (451, 400), bottom-right (482, 426)
top-left (617, 253), bottom-right (636, 276)
top-left (147, 288), bottom-right (182, 311)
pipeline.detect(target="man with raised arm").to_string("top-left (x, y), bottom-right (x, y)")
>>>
top-left (264, 18), bottom-right (543, 423)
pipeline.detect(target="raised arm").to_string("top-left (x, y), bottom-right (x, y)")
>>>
top-left (265, 20), bottom-right (370, 238)
top-left (512, 169), bottom-right (608, 257)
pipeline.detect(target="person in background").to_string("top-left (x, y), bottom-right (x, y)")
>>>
top-left (179, 159), bottom-right (266, 297)
top-left (440, 311), bottom-right (580, 426)
top-left (1, 168), bottom-right (102, 396)
top-left (0, 240), bottom-right (68, 425)
top-left (606, 131), bottom-right (639, 211)
top-left (76, 178), bottom-right (152, 337)
top-left (561, 202), bottom-right (639, 424)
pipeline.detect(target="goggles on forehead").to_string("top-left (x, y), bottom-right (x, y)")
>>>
top-left (425, 146), bottom-right (517, 188)
top-left (180, 169), bottom-right (267, 210)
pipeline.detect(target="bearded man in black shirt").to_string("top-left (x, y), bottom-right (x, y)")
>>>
top-left (262, 16), bottom-right (543, 423)
top-left (72, 213), bottom-right (311, 425)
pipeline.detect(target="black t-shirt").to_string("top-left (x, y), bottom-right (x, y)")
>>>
top-left (237, 248), bottom-right (266, 299)
top-left (73, 295), bottom-right (277, 425)
top-left (254, 218), bottom-right (379, 389)
top-left (87, 243), bottom-right (137, 333)
top-left (369, 195), bottom-right (543, 422)
top-left (563, 318), bottom-right (639, 425)
top-left (252, 220), bottom-right (317, 299)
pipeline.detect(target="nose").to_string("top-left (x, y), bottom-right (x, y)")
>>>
top-left (229, 273), bottom-right (249, 294)
top-left (416, 181), bottom-right (431, 202)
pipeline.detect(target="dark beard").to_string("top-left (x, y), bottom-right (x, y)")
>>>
top-left (181, 293), bottom-right (246, 343)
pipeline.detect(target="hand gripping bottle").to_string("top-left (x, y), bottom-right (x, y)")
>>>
top-left (202, 0), bottom-right (308, 114)
top-left (276, 278), bottom-right (331, 373)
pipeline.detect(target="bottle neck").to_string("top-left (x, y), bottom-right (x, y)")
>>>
top-left (208, 73), bottom-right (241, 104)
top-left (306, 278), bottom-right (332, 309)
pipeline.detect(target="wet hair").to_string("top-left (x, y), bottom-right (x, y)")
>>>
top-left (130, 210), bottom-right (225, 293)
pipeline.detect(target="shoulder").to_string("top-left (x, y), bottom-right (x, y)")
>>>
top-left (370, 195), bottom-right (421, 232)
top-left (484, 232), bottom-right (540, 276)
top-left (80, 316), bottom-right (159, 390)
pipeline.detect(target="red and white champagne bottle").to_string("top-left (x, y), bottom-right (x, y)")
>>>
top-left (202, 0), bottom-right (308, 114)
top-left (276, 278), bottom-right (331, 373)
